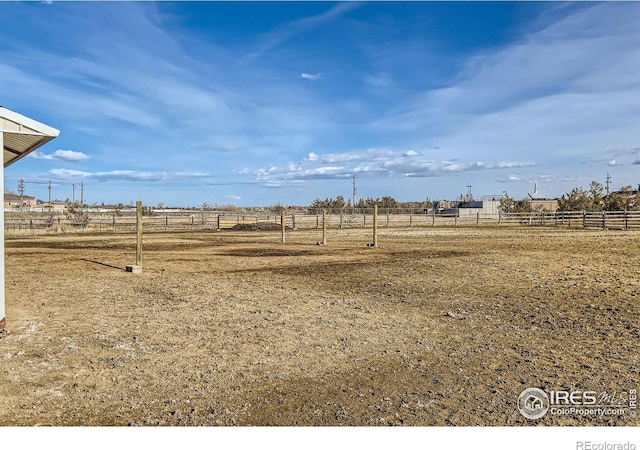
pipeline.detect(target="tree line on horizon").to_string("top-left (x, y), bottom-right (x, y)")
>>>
top-left (303, 180), bottom-right (639, 214)
top-left (306, 195), bottom-right (434, 214)
top-left (500, 181), bottom-right (639, 213)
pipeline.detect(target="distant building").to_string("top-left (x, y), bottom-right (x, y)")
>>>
top-left (434, 196), bottom-right (501, 218)
top-left (4, 193), bottom-right (38, 210)
top-left (36, 201), bottom-right (66, 213)
top-left (527, 184), bottom-right (558, 212)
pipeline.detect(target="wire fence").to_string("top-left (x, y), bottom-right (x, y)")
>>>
top-left (5, 209), bottom-right (640, 236)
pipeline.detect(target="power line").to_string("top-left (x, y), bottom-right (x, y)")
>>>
top-left (352, 174), bottom-right (357, 207)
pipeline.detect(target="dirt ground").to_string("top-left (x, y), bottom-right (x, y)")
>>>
top-left (0, 226), bottom-right (638, 426)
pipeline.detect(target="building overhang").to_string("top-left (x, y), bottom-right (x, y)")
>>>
top-left (1, 106), bottom-right (60, 167)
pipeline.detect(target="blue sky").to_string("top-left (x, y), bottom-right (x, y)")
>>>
top-left (1, 2), bottom-right (638, 207)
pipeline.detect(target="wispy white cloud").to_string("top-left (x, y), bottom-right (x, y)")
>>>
top-left (175, 172), bottom-right (211, 178)
top-left (29, 149), bottom-right (89, 162)
top-left (248, 3), bottom-right (361, 59)
top-left (299, 72), bottom-right (320, 81)
top-left (254, 148), bottom-right (535, 181)
top-left (49, 168), bottom-right (168, 182)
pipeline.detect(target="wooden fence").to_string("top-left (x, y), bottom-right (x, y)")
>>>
top-left (4, 209), bottom-right (640, 236)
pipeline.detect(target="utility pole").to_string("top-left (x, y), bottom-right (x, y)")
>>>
top-left (352, 174), bottom-right (357, 211)
top-left (18, 179), bottom-right (25, 212)
top-left (72, 183), bottom-right (76, 204)
top-left (80, 181), bottom-right (84, 206)
top-left (48, 180), bottom-right (52, 214)
top-left (605, 173), bottom-right (611, 196)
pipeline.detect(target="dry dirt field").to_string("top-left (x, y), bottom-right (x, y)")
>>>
top-left (0, 226), bottom-right (638, 426)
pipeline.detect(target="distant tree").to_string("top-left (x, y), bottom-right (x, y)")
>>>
top-left (332, 195), bottom-right (346, 211)
top-left (588, 181), bottom-right (604, 211)
top-left (65, 201), bottom-right (90, 228)
top-left (499, 192), bottom-right (529, 213)
top-left (379, 196), bottom-right (398, 209)
top-left (270, 203), bottom-right (285, 214)
top-left (607, 185), bottom-right (639, 211)
top-left (558, 188), bottom-right (593, 211)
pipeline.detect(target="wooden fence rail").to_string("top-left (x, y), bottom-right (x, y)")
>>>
top-left (4, 209), bottom-right (640, 236)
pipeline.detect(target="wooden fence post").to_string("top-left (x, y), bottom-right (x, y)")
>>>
top-left (602, 211), bottom-right (606, 230)
top-left (624, 211), bottom-right (628, 230)
top-left (322, 209), bottom-right (327, 245)
top-left (582, 211), bottom-right (586, 229)
top-left (372, 204), bottom-right (378, 247)
top-left (409, 208), bottom-right (413, 227)
top-left (217, 215), bottom-right (221, 231)
top-left (281, 211), bottom-right (286, 244)
top-left (136, 201), bottom-right (142, 267)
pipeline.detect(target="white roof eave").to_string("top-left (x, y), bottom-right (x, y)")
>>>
top-left (0, 106), bottom-right (60, 168)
